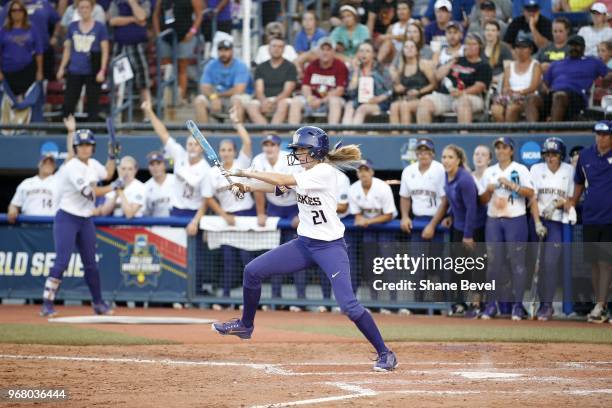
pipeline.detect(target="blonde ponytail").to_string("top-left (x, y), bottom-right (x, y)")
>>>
top-left (325, 144), bottom-right (362, 168)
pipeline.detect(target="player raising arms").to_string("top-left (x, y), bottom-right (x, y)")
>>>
top-left (212, 126), bottom-right (398, 372)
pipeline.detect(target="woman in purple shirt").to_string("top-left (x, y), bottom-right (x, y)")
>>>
top-left (423, 144), bottom-right (486, 317)
top-left (0, 0), bottom-right (43, 95)
top-left (57, 0), bottom-right (109, 121)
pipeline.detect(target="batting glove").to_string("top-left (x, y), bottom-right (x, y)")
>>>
top-left (535, 221), bottom-right (547, 239)
top-left (108, 141), bottom-right (121, 160)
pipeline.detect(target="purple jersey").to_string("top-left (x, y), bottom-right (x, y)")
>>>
top-left (66, 21), bottom-right (108, 75)
top-left (544, 56), bottom-right (609, 104)
top-left (574, 144), bottom-right (612, 225)
top-left (0, 27), bottom-right (43, 73)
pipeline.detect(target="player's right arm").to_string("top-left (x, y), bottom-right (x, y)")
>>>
top-left (7, 181), bottom-right (26, 223)
top-left (422, 196), bottom-right (448, 239)
top-left (141, 101), bottom-right (169, 145)
top-left (64, 115), bottom-right (76, 161)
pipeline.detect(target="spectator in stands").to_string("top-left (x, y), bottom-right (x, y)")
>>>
top-left (202, 109), bottom-right (254, 303)
top-left (201, 0), bottom-right (232, 43)
top-left (569, 121), bottom-right (612, 323)
top-left (246, 37), bottom-right (297, 125)
top-left (141, 101), bottom-right (210, 228)
top-left (512, 0), bottom-right (553, 19)
top-left (96, 156), bottom-right (146, 218)
top-left (255, 21), bottom-right (298, 65)
top-left (288, 37), bottom-right (348, 125)
top-left (431, 21), bottom-right (464, 68)
top-left (342, 41), bottom-right (393, 125)
top-left (376, 0), bottom-right (415, 64)
top-left (504, 0), bottom-right (553, 50)
top-left (578, 3), bottom-right (612, 57)
top-left (422, 0), bottom-right (475, 27)
top-left (329, 0), bottom-right (369, 28)
top-left (367, 0), bottom-right (399, 44)
top-left (294, 10), bottom-right (327, 55)
top-left (416, 32), bottom-right (492, 124)
top-left (467, 1), bottom-right (508, 39)
top-left (109, 0), bottom-right (152, 105)
top-left (483, 21), bottom-right (513, 87)
top-left (536, 16), bottom-right (571, 73)
top-left (558, 0), bottom-right (602, 11)
top-left (424, 0), bottom-right (454, 46)
top-left (61, 0), bottom-right (106, 31)
top-left (405, 21), bottom-right (433, 60)
top-left (0, 0), bottom-right (43, 97)
top-left (154, 0), bottom-right (203, 104)
top-left (8, 153), bottom-right (57, 222)
top-left (330, 4), bottom-right (371, 60)
top-left (389, 39), bottom-right (436, 125)
top-left (526, 35), bottom-right (610, 121)
top-left (479, 137), bottom-right (535, 320)
top-left (0, 0), bottom-right (60, 81)
top-left (194, 38), bottom-right (252, 123)
top-left (251, 133), bottom-right (305, 311)
top-left (598, 39), bottom-right (612, 67)
top-left (57, 0), bottom-right (109, 122)
top-left (491, 37), bottom-right (542, 122)
top-left (261, 0), bottom-right (283, 29)
top-left (468, 0), bottom-right (512, 29)
top-left (144, 151), bottom-right (176, 217)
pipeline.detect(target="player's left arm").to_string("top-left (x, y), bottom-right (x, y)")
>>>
top-left (235, 169), bottom-right (297, 187)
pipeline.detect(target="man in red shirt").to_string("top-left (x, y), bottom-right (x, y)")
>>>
top-left (288, 37), bottom-right (348, 124)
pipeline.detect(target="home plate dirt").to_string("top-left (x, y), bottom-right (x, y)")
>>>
top-left (1, 306), bottom-right (611, 407)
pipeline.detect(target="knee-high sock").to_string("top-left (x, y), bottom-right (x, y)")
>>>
top-left (43, 277), bottom-right (61, 301)
top-left (354, 311), bottom-right (388, 355)
top-left (241, 287), bottom-right (261, 328)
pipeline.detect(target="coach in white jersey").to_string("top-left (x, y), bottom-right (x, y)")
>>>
top-left (529, 137), bottom-right (575, 321)
top-left (8, 154), bottom-right (58, 222)
top-left (399, 138), bottom-right (446, 237)
top-left (479, 137), bottom-right (535, 321)
top-left (97, 156), bottom-right (146, 218)
top-left (142, 102), bottom-right (210, 222)
top-left (40, 118), bottom-right (119, 317)
top-left (144, 151), bottom-right (176, 217)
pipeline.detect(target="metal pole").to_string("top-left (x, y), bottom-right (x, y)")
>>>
top-left (243, 0), bottom-right (252, 64)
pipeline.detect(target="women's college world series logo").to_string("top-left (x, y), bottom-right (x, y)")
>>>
top-left (120, 234), bottom-right (162, 287)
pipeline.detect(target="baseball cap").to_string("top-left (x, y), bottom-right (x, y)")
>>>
top-left (147, 151), bottom-right (165, 163)
top-left (39, 152), bottom-right (56, 163)
top-left (317, 36), bottom-right (334, 49)
top-left (569, 145), bottom-right (584, 158)
top-left (217, 39), bottom-right (233, 50)
top-left (591, 2), bottom-right (608, 14)
top-left (416, 138), bottom-right (435, 151)
top-left (523, 0), bottom-right (540, 8)
top-left (357, 159), bottom-right (374, 170)
top-left (480, 0), bottom-right (496, 10)
top-left (493, 136), bottom-right (515, 149)
top-left (446, 21), bottom-right (463, 32)
top-left (515, 33), bottom-right (536, 51)
top-left (261, 134), bottom-right (281, 145)
top-left (594, 120), bottom-right (612, 134)
top-left (567, 34), bottom-right (586, 47)
top-left (339, 4), bottom-right (359, 16)
top-left (434, 0), bottom-right (452, 11)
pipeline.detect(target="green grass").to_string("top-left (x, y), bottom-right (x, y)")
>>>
top-left (275, 323), bottom-right (612, 344)
top-left (0, 324), bottom-right (176, 346)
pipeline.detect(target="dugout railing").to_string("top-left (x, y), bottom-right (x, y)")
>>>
top-left (0, 215), bottom-right (577, 316)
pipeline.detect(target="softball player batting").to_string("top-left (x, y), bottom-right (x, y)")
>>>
top-left (40, 123), bottom-right (120, 317)
top-left (529, 137), bottom-right (575, 321)
top-left (212, 126), bottom-right (398, 371)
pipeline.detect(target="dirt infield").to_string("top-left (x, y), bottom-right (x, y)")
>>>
top-left (1, 305), bottom-right (611, 407)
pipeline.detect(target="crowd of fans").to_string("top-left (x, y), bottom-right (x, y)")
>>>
top-left (0, 0), bottom-right (610, 125)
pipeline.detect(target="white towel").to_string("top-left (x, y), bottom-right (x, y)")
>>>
top-left (200, 216), bottom-right (281, 251)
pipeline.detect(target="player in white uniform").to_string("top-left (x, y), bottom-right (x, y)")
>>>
top-left (40, 116), bottom-right (119, 317)
top-left (8, 154), bottom-right (58, 222)
top-left (144, 151), bottom-right (176, 217)
top-left (529, 137), bottom-right (575, 320)
top-left (479, 137), bottom-right (535, 320)
top-left (212, 126), bottom-right (398, 372)
top-left (97, 156), bottom-right (146, 218)
top-left (142, 102), bottom-right (210, 225)
top-left (348, 159), bottom-right (402, 312)
top-left (201, 113), bottom-right (254, 303)
top-left (252, 134), bottom-right (306, 309)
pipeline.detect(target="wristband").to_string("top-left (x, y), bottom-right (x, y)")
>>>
top-left (189, 26), bottom-right (197, 35)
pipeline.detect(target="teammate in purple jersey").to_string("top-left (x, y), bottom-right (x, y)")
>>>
top-left (212, 126), bottom-right (398, 372)
top-left (40, 117), bottom-right (120, 317)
